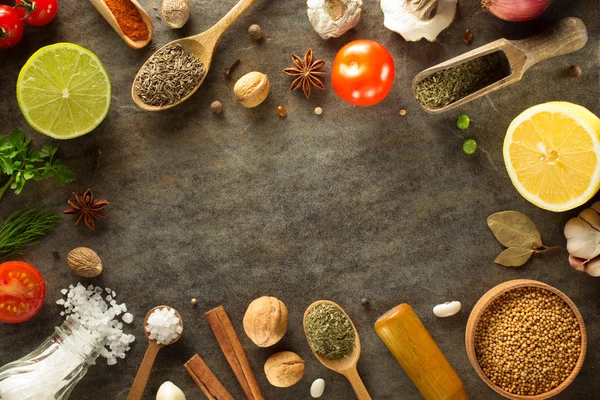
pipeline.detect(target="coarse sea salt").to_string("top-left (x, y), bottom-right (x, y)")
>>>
top-left (145, 307), bottom-right (182, 345)
top-left (56, 283), bottom-right (136, 365)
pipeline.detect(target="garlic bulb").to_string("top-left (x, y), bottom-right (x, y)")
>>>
top-left (156, 381), bottom-right (186, 400)
top-left (307, 0), bottom-right (363, 40)
top-left (380, 0), bottom-right (457, 42)
top-left (564, 201), bottom-right (600, 276)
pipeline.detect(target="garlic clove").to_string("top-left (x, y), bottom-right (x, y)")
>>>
top-left (433, 301), bottom-right (461, 317)
top-left (579, 207), bottom-right (600, 230)
top-left (585, 257), bottom-right (600, 277)
top-left (564, 217), bottom-right (600, 260)
top-left (381, 0), bottom-right (457, 42)
top-left (156, 381), bottom-right (186, 400)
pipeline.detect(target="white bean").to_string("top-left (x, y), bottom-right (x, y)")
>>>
top-left (433, 301), bottom-right (461, 317)
top-left (310, 378), bottom-right (325, 398)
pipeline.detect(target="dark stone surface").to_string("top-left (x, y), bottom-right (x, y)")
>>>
top-left (0, 0), bottom-right (599, 399)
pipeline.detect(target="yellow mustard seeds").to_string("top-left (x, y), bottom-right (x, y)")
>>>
top-left (474, 287), bottom-right (581, 396)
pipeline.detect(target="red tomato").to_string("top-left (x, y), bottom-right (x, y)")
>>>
top-left (0, 6), bottom-right (24, 49)
top-left (15, 0), bottom-right (58, 27)
top-left (331, 40), bottom-right (395, 106)
top-left (0, 261), bottom-right (46, 323)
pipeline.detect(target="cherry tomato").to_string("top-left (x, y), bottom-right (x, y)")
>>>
top-left (331, 40), bottom-right (395, 107)
top-left (0, 261), bottom-right (46, 323)
top-left (15, 0), bottom-right (58, 27)
top-left (0, 6), bottom-right (24, 49)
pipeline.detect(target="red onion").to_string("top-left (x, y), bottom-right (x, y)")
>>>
top-left (482, 0), bottom-right (552, 22)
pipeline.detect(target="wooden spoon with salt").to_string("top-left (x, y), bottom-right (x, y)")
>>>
top-left (126, 306), bottom-right (183, 400)
top-left (131, 0), bottom-right (260, 112)
top-left (303, 300), bottom-right (372, 400)
top-left (88, 0), bottom-right (153, 49)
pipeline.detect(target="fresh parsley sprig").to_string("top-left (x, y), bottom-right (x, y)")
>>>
top-left (0, 128), bottom-right (76, 201)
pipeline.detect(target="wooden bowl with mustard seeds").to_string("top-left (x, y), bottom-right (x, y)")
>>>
top-left (466, 279), bottom-right (586, 400)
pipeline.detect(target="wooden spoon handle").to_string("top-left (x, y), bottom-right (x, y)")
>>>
top-left (344, 367), bottom-right (372, 400)
top-left (209, 0), bottom-right (260, 39)
top-left (126, 342), bottom-right (161, 400)
top-left (513, 17), bottom-right (587, 71)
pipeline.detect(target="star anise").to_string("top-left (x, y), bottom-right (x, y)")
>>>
top-left (283, 49), bottom-right (326, 98)
top-left (64, 189), bottom-right (109, 230)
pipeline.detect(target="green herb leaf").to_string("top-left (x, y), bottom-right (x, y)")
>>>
top-left (494, 247), bottom-right (535, 267)
top-left (487, 211), bottom-right (542, 249)
top-left (0, 209), bottom-right (60, 258)
top-left (51, 160), bottom-right (76, 185)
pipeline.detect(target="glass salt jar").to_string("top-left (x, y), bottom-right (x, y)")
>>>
top-left (0, 317), bottom-right (102, 400)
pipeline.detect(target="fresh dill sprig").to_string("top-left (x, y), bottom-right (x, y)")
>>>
top-left (0, 209), bottom-right (60, 259)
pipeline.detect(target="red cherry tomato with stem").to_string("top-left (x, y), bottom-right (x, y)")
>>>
top-left (331, 40), bottom-right (395, 107)
top-left (0, 5), bottom-right (24, 49)
top-left (15, 0), bottom-right (58, 27)
top-left (0, 261), bottom-right (46, 323)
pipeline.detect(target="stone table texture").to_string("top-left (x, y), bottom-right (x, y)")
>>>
top-left (0, 0), bottom-right (599, 399)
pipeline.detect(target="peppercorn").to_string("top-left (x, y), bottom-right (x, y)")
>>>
top-left (568, 64), bottom-right (582, 78)
top-left (474, 287), bottom-right (581, 395)
top-left (210, 100), bottom-right (223, 114)
top-left (248, 24), bottom-right (263, 40)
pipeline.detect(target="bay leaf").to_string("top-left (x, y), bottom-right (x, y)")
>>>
top-left (494, 247), bottom-right (534, 267)
top-left (487, 211), bottom-right (542, 249)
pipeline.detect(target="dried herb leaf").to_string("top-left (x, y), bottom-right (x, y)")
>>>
top-left (487, 211), bottom-right (542, 249)
top-left (494, 247), bottom-right (534, 267)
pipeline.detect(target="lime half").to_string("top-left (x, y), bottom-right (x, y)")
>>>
top-left (17, 43), bottom-right (111, 140)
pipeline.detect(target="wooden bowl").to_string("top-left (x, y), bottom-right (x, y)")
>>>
top-left (465, 279), bottom-right (587, 400)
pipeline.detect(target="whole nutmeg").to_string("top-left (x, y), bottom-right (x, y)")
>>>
top-left (264, 351), bottom-right (304, 388)
top-left (234, 71), bottom-right (270, 108)
top-left (162, 0), bottom-right (190, 28)
top-left (248, 24), bottom-right (263, 40)
top-left (243, 296), bottom-right (288, 347)
top-left (67, 247), bottom-right (102, 277)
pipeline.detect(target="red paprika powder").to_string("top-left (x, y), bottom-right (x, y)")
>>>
top-left (103, 0), bottom-right (149, 42)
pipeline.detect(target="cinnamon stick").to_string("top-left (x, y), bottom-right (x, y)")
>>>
top-left (205, 306), bottom-right (263, 400)
top-left (184, 354), bottom-right (233, 400)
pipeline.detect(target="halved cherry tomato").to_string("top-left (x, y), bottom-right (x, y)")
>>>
top-left (15, 0), bottom-right (58, 27)
top-left (0, 5), bottom-right (24, 49)
top-left (331, 40), bottom-right (395, 106)
top-left (0, 261), bottom-right (46, 323)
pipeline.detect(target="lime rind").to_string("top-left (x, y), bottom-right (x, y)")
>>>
top-left (16, 43), bottom-right (111, 140)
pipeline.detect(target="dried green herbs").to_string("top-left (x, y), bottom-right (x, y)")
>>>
top-left (135, 44), bottom-right (206, 107)
top-left (416, 52), bottom-right (508, 109)
top-left (0, 209), bottom-right (60, 259)
top-left (487, 211), bottom-right (558, 267)
top-left (305, 303), bottom-right (355, 359)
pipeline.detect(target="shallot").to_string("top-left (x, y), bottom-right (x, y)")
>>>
top-left (482, 0), bottom-right (551, 22)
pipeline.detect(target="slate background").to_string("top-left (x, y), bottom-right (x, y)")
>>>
top-left (1, 0), bottom-right (599, 399)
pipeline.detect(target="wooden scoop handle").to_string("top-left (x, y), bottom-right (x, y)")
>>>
top-left (513, 17), bottom-right (587, 72)
top-left (343, 366), bottom-right (372, 400)
top-left (126, 341), bottom-right (161, 400)
top-left (209, 0), bottom-right (260, 39)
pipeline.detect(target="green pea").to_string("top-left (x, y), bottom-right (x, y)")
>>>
top-left (463, 139), bottom-right (477, 155)
top-left (457, 114), bottom-right (470, 130)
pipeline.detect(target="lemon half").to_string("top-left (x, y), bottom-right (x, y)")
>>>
top-left (504, 102), bottom-right (600, 212)
top-left (16, 43), bottom-right (111, 140)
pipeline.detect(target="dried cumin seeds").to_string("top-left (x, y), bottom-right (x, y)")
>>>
top-left (135, 44), bottom-right (206, 107)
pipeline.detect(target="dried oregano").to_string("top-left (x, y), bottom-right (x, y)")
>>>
top-left (487, 211), bottom-right (558, 267)
top-left (305, 304), bottom-right (355, 359)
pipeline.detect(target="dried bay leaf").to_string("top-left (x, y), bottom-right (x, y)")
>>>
top-left (487, 211), bottom-right (542, 249)
top-left (494, 247), bottom-right (534, 267)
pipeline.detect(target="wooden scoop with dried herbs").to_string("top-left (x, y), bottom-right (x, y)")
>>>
top-left (305, 303), bottom-right (355, 359)
top-left (0, 129), bottom-right (75, 202)
top-left (487, 211), bottom-right (557, 267)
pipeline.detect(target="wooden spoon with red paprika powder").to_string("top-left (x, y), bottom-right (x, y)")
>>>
top-left (131, 0), bottom-right (260, 111)
top-left (89, 0), bottom-right (153, 49)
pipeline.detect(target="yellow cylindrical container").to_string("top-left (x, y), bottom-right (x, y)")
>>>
top-left (375, 303), bottom-right (468, 400)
